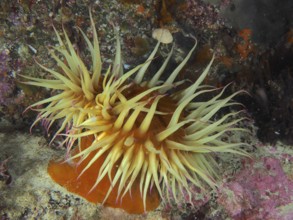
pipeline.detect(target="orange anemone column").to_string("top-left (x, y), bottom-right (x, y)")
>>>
top-left (47, 135), bottom-right (160, 214)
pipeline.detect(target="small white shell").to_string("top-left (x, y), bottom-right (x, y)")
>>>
top-left (152, 28), bottom-right (173, 44)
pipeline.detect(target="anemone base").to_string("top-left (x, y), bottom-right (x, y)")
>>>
top-left (47, 135), bottom-right (160, 214)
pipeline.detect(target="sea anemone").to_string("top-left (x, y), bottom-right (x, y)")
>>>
top-left (21, 12), bottom-right (248, 214)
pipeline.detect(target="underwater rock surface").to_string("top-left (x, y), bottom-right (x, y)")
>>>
top-left (0, 125), bottom-right (292, 219)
